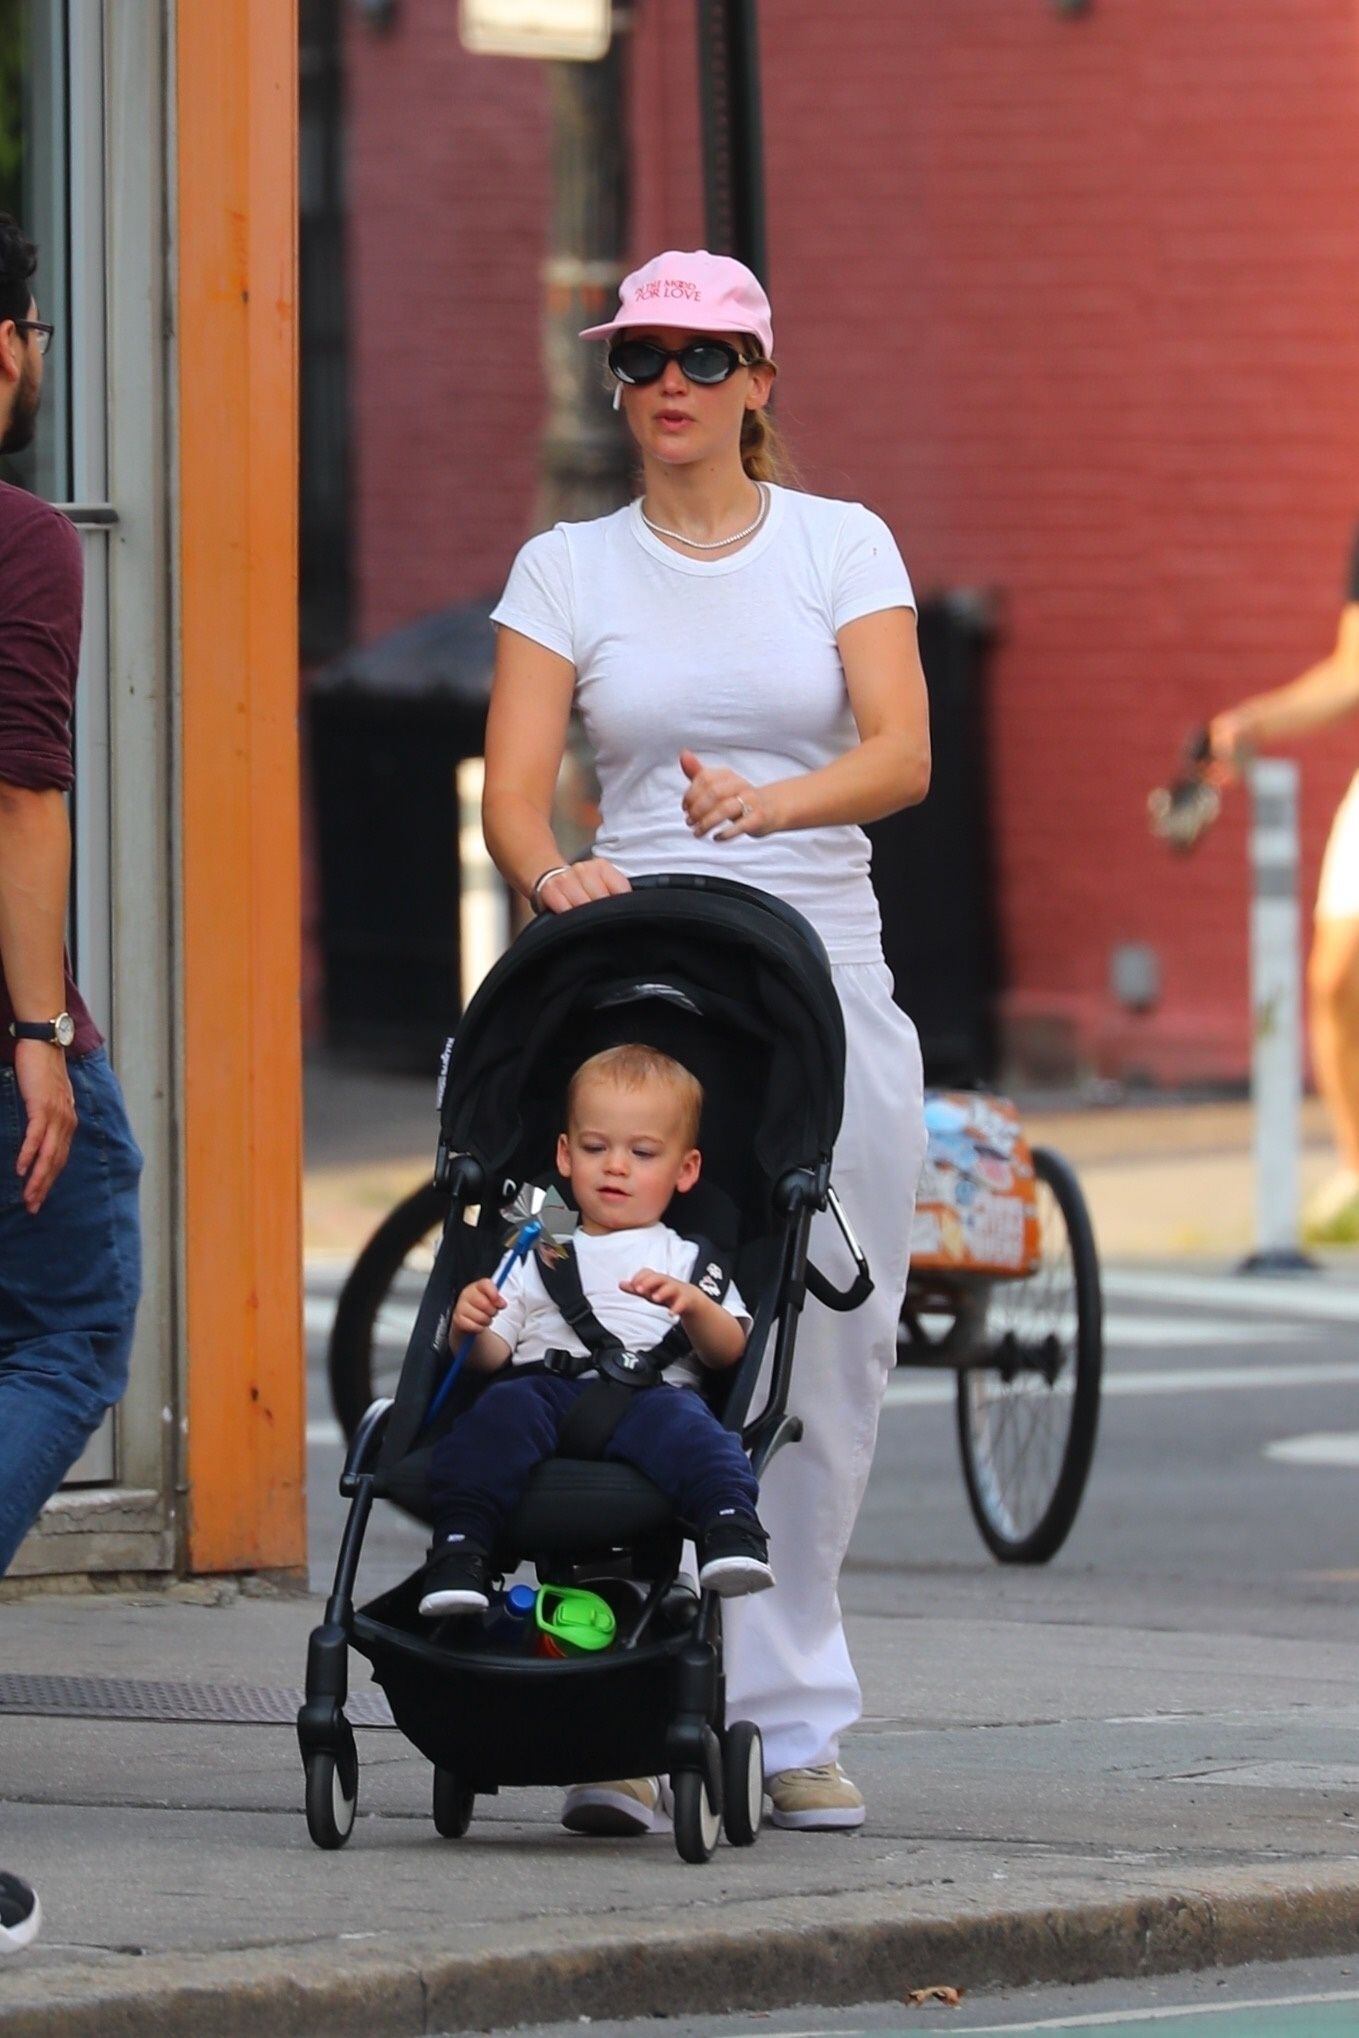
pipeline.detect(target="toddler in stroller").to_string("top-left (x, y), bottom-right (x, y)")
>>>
top-left (298, 875), bottom-right (872, 1863)
top-left (417, 1041), bottom-right (775, 1617)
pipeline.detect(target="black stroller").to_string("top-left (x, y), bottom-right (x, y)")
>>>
top-left (298, 874), bottom-right (872, 1864)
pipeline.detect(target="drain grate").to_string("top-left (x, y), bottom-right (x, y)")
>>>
top-left (0, 1672), bottom-right (394, 1728)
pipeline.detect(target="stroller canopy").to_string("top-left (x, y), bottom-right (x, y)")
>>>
top-left (442, 876), bottom-right (847, 1233)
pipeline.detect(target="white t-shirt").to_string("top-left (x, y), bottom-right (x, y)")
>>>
top-left (493, 1223), bottom-right (751, 1390)
top-left (491, 485), bottom-right (916, 964)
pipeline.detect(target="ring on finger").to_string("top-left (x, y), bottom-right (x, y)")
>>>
top-left (735, 795), bottom-right (753, 819)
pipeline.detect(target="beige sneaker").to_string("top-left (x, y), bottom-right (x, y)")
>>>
top-left (1303, 1170), bottom-right (1359, 1245)
top-left (560, 1775), bottom-right (673, 1837)
top-left (766, 1761), bottom-right (865, 1831)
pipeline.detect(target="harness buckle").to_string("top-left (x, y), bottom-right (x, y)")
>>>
top-left (599, 1348), bottom-right (663, 1389)
top-left (543, 1347), bottom-right (594, 1380)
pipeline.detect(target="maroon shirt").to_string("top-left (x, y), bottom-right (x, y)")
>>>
top-left (0, 481), bottom-right (101, 1062)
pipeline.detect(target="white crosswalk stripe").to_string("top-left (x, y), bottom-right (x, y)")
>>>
top-left (1264, 1432), bottom-right (1359, 1468)
top-left (882, 1357), bottom-right (1359, 1410)
top-left (309, 1350), bottom-right (1359, 1442)
top-left (1077, 1313), bottom-right (1304, 1347)
top-left (303, 1268), bottom-right (1359, 1440)
top-left (1103, 1265), bottom-right (1359, 1324)
top-left (303, 1292), bottom-right (1328, 1354)
top-left (303, 1295), bottom-right (416, 1346)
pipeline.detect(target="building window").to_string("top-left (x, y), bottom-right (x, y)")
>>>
top-left (300, 0), bottom-right (352, 664)
top-left (0, 0), bottom-right (71, 502)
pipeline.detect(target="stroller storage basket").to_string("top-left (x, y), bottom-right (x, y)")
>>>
top-left (354, 1580), bottom-right (710, 1790)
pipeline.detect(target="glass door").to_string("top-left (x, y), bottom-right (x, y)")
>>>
top-left (0, 0), bottom-right (70, 503)
top-left (1, 1), bottom-right (116, 1483)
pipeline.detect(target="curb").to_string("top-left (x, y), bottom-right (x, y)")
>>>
top-left (3, 1870), bottom-right (1359, 2037)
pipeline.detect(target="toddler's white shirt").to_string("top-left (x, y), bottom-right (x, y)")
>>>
top-left (493, 1223), bottom-right (750, 1389)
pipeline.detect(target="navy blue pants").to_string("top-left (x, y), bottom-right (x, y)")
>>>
top-left (429, 1372), bottom-right (760, 1549)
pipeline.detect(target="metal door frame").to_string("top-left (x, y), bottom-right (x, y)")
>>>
top-left (12, 1), bottom-right (176, 1572)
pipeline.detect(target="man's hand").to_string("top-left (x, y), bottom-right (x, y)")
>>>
top-left (13, 1039), bottom-right (76, 1214)
top-left (679, 750), bottom-right (778, 841)
top-left (451, 1276), bottom-right (506, 1339)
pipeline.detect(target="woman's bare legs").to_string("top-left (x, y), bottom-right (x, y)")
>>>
top-left (1306, 917), bottom-right (1359, 1222)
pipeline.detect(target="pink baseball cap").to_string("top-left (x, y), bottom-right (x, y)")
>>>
top-left (579, 249), bottom-right (774, 357)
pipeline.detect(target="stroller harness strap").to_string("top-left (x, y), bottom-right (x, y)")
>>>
top-left (532, 1235), bottom-right (733, 1461)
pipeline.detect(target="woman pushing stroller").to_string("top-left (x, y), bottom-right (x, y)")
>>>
top-left (479, 248), bottom-right (930, 1832)
top-left (417, 1042), bottom-right (774, 1620)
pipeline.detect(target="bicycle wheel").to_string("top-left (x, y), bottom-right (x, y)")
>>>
top-left (955, 1146), bottom-right (1103, 1564)
top-left (327, 1178), bottom-right (451, 1441)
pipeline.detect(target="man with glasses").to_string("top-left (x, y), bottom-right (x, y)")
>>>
top-left (0, 214), bottom-right (143, 1952)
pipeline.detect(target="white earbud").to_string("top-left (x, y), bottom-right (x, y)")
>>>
top-left (612, 384), bottom-right (622, 411)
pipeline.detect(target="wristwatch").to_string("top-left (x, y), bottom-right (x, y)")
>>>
top-left (9, 1012), bottom-right (76, 1048)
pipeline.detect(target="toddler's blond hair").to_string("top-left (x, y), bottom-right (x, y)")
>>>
top-left (567, 1043), bottom-right (703, 1148)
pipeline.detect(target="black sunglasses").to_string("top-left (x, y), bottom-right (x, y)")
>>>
top-left (608, 337), bottom-right (753, 387)
top-left (12, 319), bottom-right (54, 357)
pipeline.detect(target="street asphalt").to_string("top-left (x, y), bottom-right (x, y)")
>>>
top-left (511, 1953), bottom-right (1359, 2033)
top-left (2, 1069), bottom-right (1359, 2034)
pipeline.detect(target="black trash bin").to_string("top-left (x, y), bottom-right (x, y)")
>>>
top-left (308, 602), bottom-right (495, 1070)
top-left (867, 592), bottom-right (999, 1086)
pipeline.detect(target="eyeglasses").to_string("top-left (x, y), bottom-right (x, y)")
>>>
top-left (608, 337), bottom-right (754, 388)
top-left (13, 320), bottom-right (54, 357)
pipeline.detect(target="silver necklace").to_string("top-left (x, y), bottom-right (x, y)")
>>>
top-left (640, 483), bottom-right (767, 551)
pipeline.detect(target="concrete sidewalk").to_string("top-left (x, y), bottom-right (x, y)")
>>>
top-left (1021, 1092), bottom-right (1339, 1261)
top-left (3, 1572), bottom-right (1359, 2034)
top-left (1, 1071), bottom-right (1354, 2034)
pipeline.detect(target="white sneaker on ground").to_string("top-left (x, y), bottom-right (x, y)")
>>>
top-left (560, 1774), bottom-right (673, 1837)
top-left (766, 1761), bottom-right (865, 1831)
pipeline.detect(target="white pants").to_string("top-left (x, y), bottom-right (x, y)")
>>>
top-left (724, 961), bottom-right (927, 1774)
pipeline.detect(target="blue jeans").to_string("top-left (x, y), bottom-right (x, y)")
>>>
top-left (0, 1048), bottom-right (143, 1572)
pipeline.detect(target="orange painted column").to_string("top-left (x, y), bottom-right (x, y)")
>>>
top-left (176, 0), bottom-right (305, 1572)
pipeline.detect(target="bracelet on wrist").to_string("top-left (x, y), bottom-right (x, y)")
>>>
top-left (529, 864), bottom-right (571, 913)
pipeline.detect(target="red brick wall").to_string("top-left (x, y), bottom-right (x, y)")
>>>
top-left (343, 0), bottom-right (550, 638)
top-left (631, 0), bottom-right (1359, 1080)
top-left (342, 0), bottom-right (1359, 1081)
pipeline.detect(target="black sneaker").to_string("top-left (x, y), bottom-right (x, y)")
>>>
top-left (0, 1871), bottom-right (39, 1953)
top-left (418, 1536), bottom-right (491, 1617)
top-left (697, 1511), bottom-right (775, 1598)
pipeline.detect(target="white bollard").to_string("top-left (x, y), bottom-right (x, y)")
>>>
top-left (1240, 757), bottom-right (1314, 1272)
top-left (456, 756), bottom-right (512, 1011)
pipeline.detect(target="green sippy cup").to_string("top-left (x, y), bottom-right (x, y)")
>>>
top-left (533, 1583), bottom-right (617, 1656)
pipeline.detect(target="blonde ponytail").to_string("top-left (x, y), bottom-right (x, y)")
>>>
top-left (740, 349), bottom-right (799, 488)
top-left (741, 404), bottom-right (793, 486)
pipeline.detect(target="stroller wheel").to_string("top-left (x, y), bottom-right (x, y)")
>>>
top-left (304, 1749), bottom-right (357, 1849)
top-left (432, 1768), bottom-right (475, 1839)
top-left (721, 1721), bottom-right (763, 1846)
top-left (673, 1731), bottom-right (723, 1864)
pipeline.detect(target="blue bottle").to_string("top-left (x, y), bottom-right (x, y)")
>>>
top-left (482, 1582), bottom-right (538, 1650)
